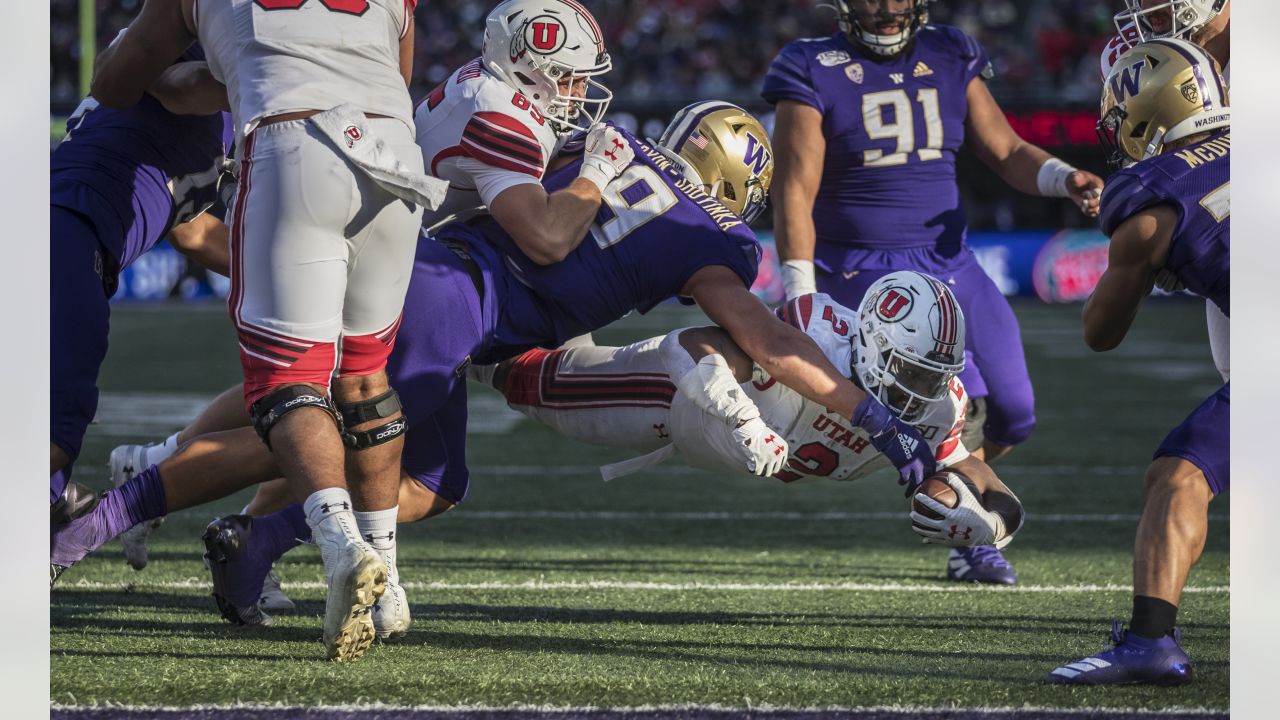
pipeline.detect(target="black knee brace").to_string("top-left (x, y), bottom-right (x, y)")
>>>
top-left (338, 389), bottom-right (407, 450)
top-left (249, 385), bottom-right (342, 448)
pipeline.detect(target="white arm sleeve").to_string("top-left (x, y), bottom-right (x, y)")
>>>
top-left (454, 156), bottom-right (543, 208)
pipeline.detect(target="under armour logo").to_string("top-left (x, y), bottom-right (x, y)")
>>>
top-left (604, 137), bottom-right (624, 161)
top-left (948, 524), bottom-right (972, 540)
top-left (319, 501), bottom-right (351, 514)
top-left (766, 435), bottom-right (785, 455)
top-left (653, 423), bottom-right (670, 439)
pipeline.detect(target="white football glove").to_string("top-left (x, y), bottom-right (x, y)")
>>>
top-left (731, 417), bottom-right (790, 477)
top-left (579, 123), bottom-right (634, 192)
top-left (909, 472), bottom-right (1011, 548)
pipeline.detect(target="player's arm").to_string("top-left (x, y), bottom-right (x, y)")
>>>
top-left (771, 100), bottom-right (825, 297)
top-left (91, 0), bottom-right (196, 109)
top-left (1082, 205), bottom-right (1177, 351)
top-left (167, 213), bottom-right (230, 277)
top-left (148, 61), bottom-right (229, 115)
top-left (963, 77), bottom-right (1104, 218)
top-left (487, 124), bottom-right (633, 265)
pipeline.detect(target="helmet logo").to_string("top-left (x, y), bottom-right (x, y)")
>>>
top-left (743, 132), bottom-right (772, 176)
top-left (1180, 80), bottom-right (1200, 104)
top-left (875, 288), bottom-right (913, 322)
top-left (526, 17), bottom-right (567, 54)
top-left (1109, 60), bottom-right (1145, 102)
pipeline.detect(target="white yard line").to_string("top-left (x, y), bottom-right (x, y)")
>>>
top-left (446, 509), bottom-right (1215, 523)
top-left (61, 578), bottom-right (1229, 594)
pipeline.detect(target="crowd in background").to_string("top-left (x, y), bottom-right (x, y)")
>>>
top-left (52, 0), bottom-right (1126, 110)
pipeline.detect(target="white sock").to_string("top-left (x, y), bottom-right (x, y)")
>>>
top-left (303, 486), bottom-right (363, 572)
top-left (147, 431), bottom-right (183, 466)
top-left (355, 506), bottom-right (399, 585)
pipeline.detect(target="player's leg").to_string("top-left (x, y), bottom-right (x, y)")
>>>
top-left (227, 121), bottom-right (385, 661)
top-left (1047, 384), bottom-right (1228, 685)
top-left (49, 206), bottom-right (112, 488)
top-left (499, 339), bottom-right (678, 454)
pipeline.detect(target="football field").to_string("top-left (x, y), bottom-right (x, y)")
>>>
top-left (50, 299), bottom-right (1229, 718)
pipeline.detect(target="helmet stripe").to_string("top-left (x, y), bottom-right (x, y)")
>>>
top-left (557, 0), bottom-right (604, 52)
top-left (1147, 39), bottom-right (1225, 110)
top-left (666, 101), bottom-right (741, 153)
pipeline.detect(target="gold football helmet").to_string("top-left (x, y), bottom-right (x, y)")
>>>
top-left (1098, 38), bottom-right (1229, 170)
top-left (656, 101), bottom-right (774, 224)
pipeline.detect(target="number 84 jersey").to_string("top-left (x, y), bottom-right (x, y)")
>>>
top-left (673, 293), bottom-right (970, 483)
top-left (761, 26), bottom-right (990, 253)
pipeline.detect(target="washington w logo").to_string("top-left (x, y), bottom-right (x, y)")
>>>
top-left (1110, 60), bottom-right (1145, 101)
top-left (743, 132), bottom-right (772, 175)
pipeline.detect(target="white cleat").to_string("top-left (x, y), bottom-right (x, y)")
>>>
top-left (109, 444), bottom-right (164, 571)
top-left (258, 567), bottom-right (296, 613)
top-left (373, 582), bottom-right (411, 640)
top-left (319, 539), bottom-right (386, 662)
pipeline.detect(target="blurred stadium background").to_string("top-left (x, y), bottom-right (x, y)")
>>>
top-left (51, 0), bottom-right (1127, 307)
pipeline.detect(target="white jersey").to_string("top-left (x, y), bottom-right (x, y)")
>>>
top-left (504, 293), bottom-right (969, 484)
top-left (197, 0), bottom-right (416, 147)
top-left (414, 59), bottom-right (561, 229)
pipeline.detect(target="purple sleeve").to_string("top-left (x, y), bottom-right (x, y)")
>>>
top-left (642, 226), bottom-right (761, 313)
top-left (935, 26), bottom-right (992, 84)
top-left (761, 43), bottom-right (824, 113)
top-left (1099, 169), bottom-right (1159, 236)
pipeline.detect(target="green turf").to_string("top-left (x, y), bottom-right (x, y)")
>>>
top-left (52, 299), bottom-right (1229, 710)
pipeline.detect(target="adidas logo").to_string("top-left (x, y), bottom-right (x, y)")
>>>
top-left (913, 61), bottom-right (933, 78)
top-left (898, 434), bottom-right (918, 455)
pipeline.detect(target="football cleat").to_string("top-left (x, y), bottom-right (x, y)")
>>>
top-left (202, 515), bottom-right (274, 627)
top-left (50, 564), bottom-right (66, 587)
top-left (947, 545), bottom-right (1018, 585)
top-left (110, 444), bottom-right (164, 571)
top-left (318, 539), bottom-right (386, 662)
top-left (1046, 621), bottom-right (1195, 685)
top-left (258, 567), bottom-right (296, 613)
top-left (373, 581), bottom-right (411, 641)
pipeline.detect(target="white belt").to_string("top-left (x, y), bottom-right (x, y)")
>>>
top-left (308, 104), bottom-right (448, 211)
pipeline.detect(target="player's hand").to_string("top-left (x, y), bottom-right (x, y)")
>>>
top-left (852, 395), bottom-right (936, 493)
top-left (731, 417), bottom-right (790, 477)
top-left (909, 472), bottom-right (1010, 548)
top-left (1067, 170), bottom-right (1104, 218)
top-left (579, 123), bottom-right (633, 192)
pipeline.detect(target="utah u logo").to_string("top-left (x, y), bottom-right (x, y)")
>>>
top-left (743, 132), bottom-right (772, 175)
top-left (526, 17), bottom-right (566, 54)
top-left (1110, 60), bottom-right (1145, 101)
top-left (875, 288), bottom-right (913, 322)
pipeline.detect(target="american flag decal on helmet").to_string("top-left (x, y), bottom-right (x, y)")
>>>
top-left (688, 131), bottom-right (709, 150)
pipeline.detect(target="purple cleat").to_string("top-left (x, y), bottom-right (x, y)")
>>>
top-left (202, 515), bottom-right (275, 626)
top-left (947, 545), bottom-right (1018, 585)
top-left (1046, 621), bottom-right (1195, 685)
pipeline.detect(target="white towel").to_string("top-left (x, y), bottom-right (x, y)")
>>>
top-left (599, 444), bottom-right (676, 482)
top-left (309, 104), bottom-right (448, 211)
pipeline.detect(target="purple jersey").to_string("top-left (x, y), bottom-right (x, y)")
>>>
top-left (761, 26), bottom-right (989, 268)
top-left (437, 127), bottom-right (761, 360)
top-left (50, 45), bottom-right (232, 271)
top-left (1099, 131), bottom-right (1230, 316)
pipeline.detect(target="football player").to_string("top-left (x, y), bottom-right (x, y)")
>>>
top-left (491, 274), bottom-right (1023, 555)
top-left (761, 0), bottom-right (1104, 584)
top-left (83, 0), bottom-right (448, 663)
top-left (54, 103), bottom-right (938, 640)
top-left (50, 41), bottom-right (231, 525)
top-left (1101, 1), bottom-right (1230, 385)
top-left (1046, 39), bottom-right (1228, 686)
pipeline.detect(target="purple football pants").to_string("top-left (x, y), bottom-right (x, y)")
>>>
top-left (1155, 382), bottom-right (1229, 495)
top-left (816, 245), bottom-right (1036, 447)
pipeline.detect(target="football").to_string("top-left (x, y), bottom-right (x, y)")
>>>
top-left (911, 471), bottom-right (968, 520)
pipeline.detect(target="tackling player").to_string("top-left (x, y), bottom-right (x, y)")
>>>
top-left (84, 0), bottom-right (447, 663)
top-left (1046, 39), bottom-right (1229, 686)
top-left (1101, 1), bottom-right (1229, 384)
top-left (492, 276), bottom-right (1024, 553)
top-left (761, 0), bottom-right (1105, 584)
top-left (49, 43), bottom-right (231, 525)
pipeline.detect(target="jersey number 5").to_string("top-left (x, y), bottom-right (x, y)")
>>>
top-left (254, 0), bottom-right (370, 15)
top-left (862, 89), bottom-right (943, 166)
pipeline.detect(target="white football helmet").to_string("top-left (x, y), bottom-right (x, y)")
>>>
top-left (1114, 0), bottom-right (1227, 42)
top-left (828, 0), bottom-right (934, 57)
top-left (482, 0), bottom-right (613, 136)
top-left (852, 271), bottom-right (965, 422)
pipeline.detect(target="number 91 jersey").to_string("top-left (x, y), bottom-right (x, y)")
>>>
top-left (671, 293), bottom-right (970, 483)
top-left (761, 26), bottom-right (990, 255)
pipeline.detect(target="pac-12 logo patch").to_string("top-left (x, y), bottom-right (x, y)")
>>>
top-left (525, 16), bottom-right (567, 54)
top-left (875, 287), bottom-right (913, 322)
